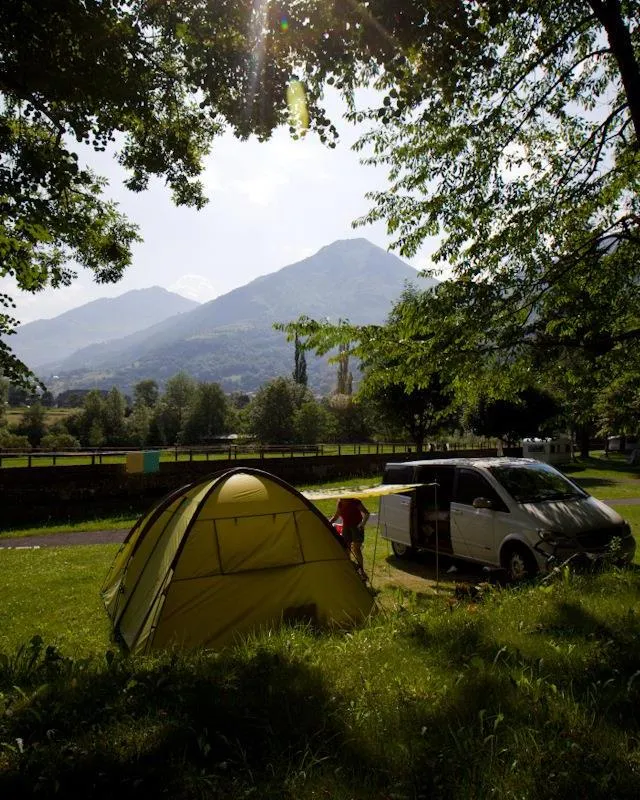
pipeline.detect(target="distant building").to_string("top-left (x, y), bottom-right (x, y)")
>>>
top-left (522, 436), bottom-right (572, 464)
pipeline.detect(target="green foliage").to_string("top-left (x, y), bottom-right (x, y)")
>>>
top-left (466, 388), bottom-right (562, 445)
top-left (179, 382), bottom-right (229, 445)
top-left (0, 429), bottom-right (30, 450)
top-left (101, 387), bottom-right (127, 445)
top-left (292, 333), bottom-right (308, 386)
top-left (13, 402), bottom-right (46, 446)
top-left (152, 372), bottom-right (196, 446)
top-left (0, 0), bottom-right (377, 385)
top-left (293, 400), bottom-right (332, 444)
top-left (343, 1), bottom-right (640, 409)
top-left (0, 375), bottom-right (7, 427)
top-left (39, 432), bottom-right (80, 451)
top-left (125, 403), bottom-right (152, 448)
top-left (2, 566), bottom-right (640, 798)
top-left (325, 394), bottom-right (371, 443)
top-left (248, 377), bottom-right (303, 444)
top-left (133, 379), bottom-right (159, 410)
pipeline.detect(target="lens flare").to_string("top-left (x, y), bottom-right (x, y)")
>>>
top-left (286, 80), bottom-right (309, 135)
top-left (280, 16), bottom-right (289, 32)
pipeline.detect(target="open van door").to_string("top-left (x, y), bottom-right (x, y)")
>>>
top-left (379, 491), bottom-right (414, 550)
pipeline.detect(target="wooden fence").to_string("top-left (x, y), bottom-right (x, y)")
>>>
top-left (0, 440), bottom-right (500, 469)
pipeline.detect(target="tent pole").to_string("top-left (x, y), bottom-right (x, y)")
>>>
top-left (369, 494), bottom-right (382, 586)
top-left (434, 481), bottom-right (439, 589)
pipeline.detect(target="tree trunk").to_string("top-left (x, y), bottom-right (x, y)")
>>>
top-left (589, 0), bottom-right (640, 144)
top-left (578, 425), bottom-right (591, 458)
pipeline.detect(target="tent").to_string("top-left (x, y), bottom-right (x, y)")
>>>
top-left (102, 467), bottom-right (375, 653)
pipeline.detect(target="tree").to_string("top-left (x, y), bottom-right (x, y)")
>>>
top-left (325, 394), bottom-right (370, 444)
top-left (364, 375), bottom-right (456, 453)
top-left (249, 378), bottom-right (301, 444)
top-left (180, 382), bottom-right (229, 445)
top-left (16, 401), bottom-right (47, 447)
top-left (467, 388), bottom-right (562, 447)
top-left (0, 1), bottom-right (381, 385)
top-left (293, 399), bottom-right (333, 444)
top-left (126, 403), bottom-right (152, 448)
top-left (0, 375), bottom-right (7, 427)
top-left (292, 334), bottom-right (308, 387)
top-left (40, 432), bottom-right (80, 450)
top-left (153, 372), bottom-right (197, 445)
top-left (133, 380), bottom-right (159, 410)
top-left (349, 1), bottom-right (640, 396)
top-left (102, 387), bottom-right (127, 445)
top-left (335, 340), bottom-right (353, 396)
top-left (73, 389), bottom-right (105, 446)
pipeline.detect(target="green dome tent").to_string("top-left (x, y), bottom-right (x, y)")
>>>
top-left (102, 467), bottom-right (374, 653)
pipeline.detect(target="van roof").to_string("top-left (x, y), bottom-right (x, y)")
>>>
top-left (384, 457), bottom-right (543, 469)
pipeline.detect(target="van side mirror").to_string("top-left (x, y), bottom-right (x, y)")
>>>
top-left (472, 497), bottom-right (494, 509)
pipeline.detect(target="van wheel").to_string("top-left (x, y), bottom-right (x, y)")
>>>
top-left (502, 545), bottom-right (538, 582)
top-left (391, 541), bottom-right (414, 559)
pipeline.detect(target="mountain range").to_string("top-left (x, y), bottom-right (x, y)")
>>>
top-left (12, 239), bottom-right (437, 395)
top-left (10, 287), bottom-right (199, 369)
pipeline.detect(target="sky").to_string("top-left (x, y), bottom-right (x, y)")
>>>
top-left (5, 91), bottom-right (440, 325)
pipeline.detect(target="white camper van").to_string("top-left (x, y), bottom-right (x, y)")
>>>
top-left (379, 458), bottom-right (635, 580)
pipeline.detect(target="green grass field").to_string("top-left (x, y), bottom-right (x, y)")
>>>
top-left (2, 460), bottom-right (640, 797)
top-left (0, 442), bottom-right (419, 468)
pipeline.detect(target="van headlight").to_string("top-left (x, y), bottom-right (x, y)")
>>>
top-left (537, 528), bottom-right (559, 545)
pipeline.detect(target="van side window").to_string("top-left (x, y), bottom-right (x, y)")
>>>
top-left (454, 469), bottom-right (508, 512)
top-left (383, 465), bottom-right (413, 485)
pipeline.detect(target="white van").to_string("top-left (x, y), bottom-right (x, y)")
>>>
top-left (379, 458), bottom-right (636, 580)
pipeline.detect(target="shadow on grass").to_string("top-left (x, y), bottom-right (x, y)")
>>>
top-left (383, 552), bottom-right (502, 585)
top-left (564, 456), bottom-right (640, 477)
top-left (0, 645), bottom-right (379, 800)
top-left (570, 476), bottom-right (619, 489)
top-left (3, 581), bottom-right (640, 800)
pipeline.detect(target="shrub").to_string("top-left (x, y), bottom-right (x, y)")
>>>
top-left (0, 430), bottom-right (31, 450)
top-left (40, 433), bottom-right (81, 451)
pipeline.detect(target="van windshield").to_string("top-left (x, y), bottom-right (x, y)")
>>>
top-left (488, 463), bottom-right (587, 504)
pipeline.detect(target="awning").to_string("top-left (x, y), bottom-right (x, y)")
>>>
top-left (302, 483), bottom-right (425, 501)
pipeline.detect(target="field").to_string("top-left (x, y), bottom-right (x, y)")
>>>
top-left (1, 458), bottom-right (640, 798)
top-left (4, 406), bottom-right (78, 428)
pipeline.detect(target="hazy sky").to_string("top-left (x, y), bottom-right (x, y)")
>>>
top-left (6, 91), bottom-right (439, 324)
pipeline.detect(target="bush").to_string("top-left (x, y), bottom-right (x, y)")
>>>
top-left (40, 433), bottom-right (81, 451)
top-left (0, 430), bottom-right (31, 450)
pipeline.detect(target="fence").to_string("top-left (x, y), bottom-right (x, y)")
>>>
top-left (0, 440), bottom-right (501, 469)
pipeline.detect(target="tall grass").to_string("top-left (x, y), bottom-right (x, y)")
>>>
top-left (2, 567), bottom-right (640, 798)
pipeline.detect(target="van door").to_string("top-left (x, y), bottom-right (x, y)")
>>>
top-left (450, 468), bottom-right (505, 564)
top-left (379, 492), bottom-right (413, 547)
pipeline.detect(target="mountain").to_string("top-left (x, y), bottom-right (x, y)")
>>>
top-left (42, 239), bottom-right (437, 395)
top-left (7, 287), bottom-right (199, 370)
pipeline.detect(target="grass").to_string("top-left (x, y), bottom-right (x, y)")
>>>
top-left (5, 407), bottom-right (79, 428)
top-left (0, 475), bottom-right (382, 540)
top-left (2, 465), bottom-right (640, 796)
top-left (0, 545), bottom-right (117, 655)
top-left (0, 442), bottom-right (415, 468)
top-left (1, 565), bottom-right (640, 798)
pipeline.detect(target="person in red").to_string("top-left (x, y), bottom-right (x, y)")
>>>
top-left (329, 497), bottom-right (370, 579)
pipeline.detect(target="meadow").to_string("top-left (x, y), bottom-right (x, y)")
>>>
top-left (1, 457), bottom-right (640, 798)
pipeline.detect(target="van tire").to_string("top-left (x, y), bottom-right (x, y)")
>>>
top-left (502, 544), bottom-right (538, 582)
top-left (391, 541), bottom-right (414, 559)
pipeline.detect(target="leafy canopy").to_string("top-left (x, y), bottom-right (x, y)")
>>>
top-left (280, 1), bottom-right (639, 421)
top-left (351, 0), bottom-right (640, 388)
top-left (0, 0), bottom-right (388, 384)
